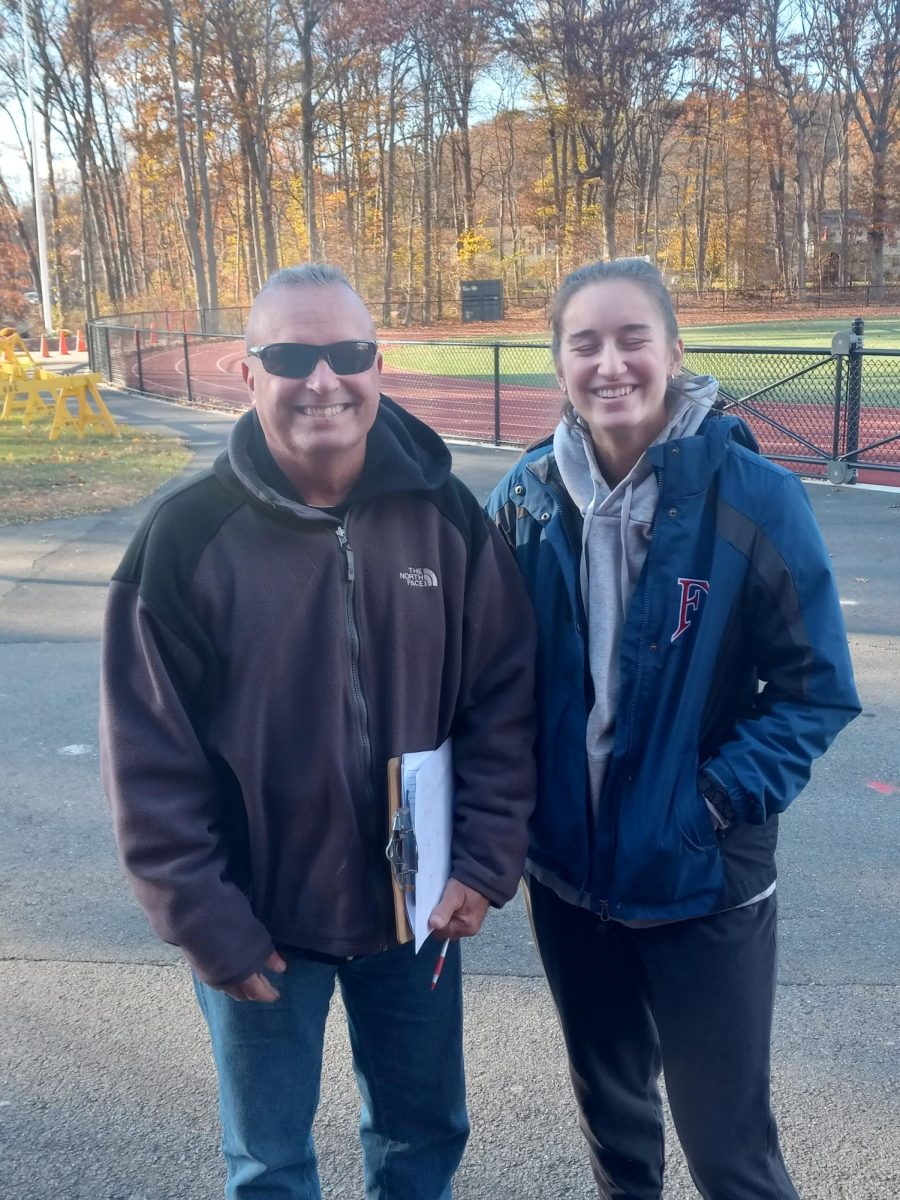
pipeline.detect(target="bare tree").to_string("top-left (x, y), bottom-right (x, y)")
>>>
top-left (819, 0), bottom-right (900, 296)
top-left (283, 0), bottom-right (328, 260)
top-left (765, 0), bottom-right (827, 293)
top-left (428, 0), bottom-right (492, 241)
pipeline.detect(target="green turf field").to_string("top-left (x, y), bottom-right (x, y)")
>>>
top-left (681, 317), bottom-right (899, 349)
top-left (381, 341), bottom-right (555, 388)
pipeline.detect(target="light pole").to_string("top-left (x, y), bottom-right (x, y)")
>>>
top-left (20, 0), bottom-right (53, 334)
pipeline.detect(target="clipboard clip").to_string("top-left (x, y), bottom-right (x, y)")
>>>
top-left (386, 805), bottom-right (418, 891)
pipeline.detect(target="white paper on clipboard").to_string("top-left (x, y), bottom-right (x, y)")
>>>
top-left (401, 739), bottom-right (453, 952)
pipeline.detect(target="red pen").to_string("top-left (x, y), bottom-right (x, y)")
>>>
top-left (430, 938), bottom-right (451, 990)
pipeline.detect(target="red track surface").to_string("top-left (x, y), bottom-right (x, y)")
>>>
top-left (127, 336), bottom-right (900, 487)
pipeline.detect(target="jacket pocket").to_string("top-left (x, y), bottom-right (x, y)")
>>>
top-left (675, 751), bottom-right (718, 852)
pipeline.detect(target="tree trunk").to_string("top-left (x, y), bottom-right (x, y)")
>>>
top-left (599, 124), bottom-right (617, 261)
top-left (695, 94), bottom-right (714, 293)
top-left (241, 152), bottom-right (262, 294)
top-left (838, 111), bottom-right (851, 288)
top-left (418, 51), bottom-right (435, 325)
top-left (301, 2), bottom-right (319, 260)
top-left (192, 23), bottom-right (219, 310)
top-left (795, 121), bottom-right (808, 294)
top-left (161, 0), bottom-right (209, 311)
top-left (382, 62), bottom-right (401, 328)
top-left (41, 89), bottom-right (64, 318)
top-left (869, 133), bottom-right (887, 296)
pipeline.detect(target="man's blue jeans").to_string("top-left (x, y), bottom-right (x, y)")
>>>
top-left (193, 940), bottom-right (469, 1200)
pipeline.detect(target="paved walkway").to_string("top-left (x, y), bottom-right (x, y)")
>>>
top-left (1, 391), bottom-right (898, 1199)
top-left (20, 346), bottom-right (91, 373)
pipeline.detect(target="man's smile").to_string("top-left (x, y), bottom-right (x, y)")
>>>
top-left (296, 402), bottom-right (352, 418)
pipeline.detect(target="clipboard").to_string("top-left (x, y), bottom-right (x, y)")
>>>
top-left (386, 739), bottom-right (454, 951)
top-left (386, 756), bottom-right (415, 944)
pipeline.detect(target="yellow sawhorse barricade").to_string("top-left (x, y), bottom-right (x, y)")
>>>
top-left (0, 328), bottom-right (36, 374)
top-left (0, 374), bottom-right (53, 425)
top-left (0, 360), bottom-right (119, 441)
top-left (46, 372), bottom-right (120, 441)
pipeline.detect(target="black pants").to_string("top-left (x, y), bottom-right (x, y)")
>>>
top-left (527, 878), bottom-right (799, 1200)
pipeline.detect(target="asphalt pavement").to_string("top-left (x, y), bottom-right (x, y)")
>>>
top-left (1, 391), bottom-right (898, 1200)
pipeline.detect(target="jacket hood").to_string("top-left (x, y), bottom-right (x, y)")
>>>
top-left (215, 395), bottom-right (453, 517)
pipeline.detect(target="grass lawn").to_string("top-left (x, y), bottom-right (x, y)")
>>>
top-left (382, 341), bottom-right (557, 389)
top-left (380, 317), bottom-right (900, 397)
top-left (0, 421), bottom-right (192, 524)
top-left (680, 317), bottom-right (899, 349)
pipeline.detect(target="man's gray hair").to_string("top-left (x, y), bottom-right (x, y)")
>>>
top-left (259, 264), bottom-right (352, 296)
top-left (246, 264), bottom-right (370, 348)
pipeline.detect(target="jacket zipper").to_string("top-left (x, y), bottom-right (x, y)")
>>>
top-left (526, 463), bottom-right (588, 635)
top-left (335, 521), bottom-right (390, 950)
top-left (600, 476), bottom-right (662, 921)
top-left (625, 491), bottom-right (660, 761)
top-left (525, 466), bottom-right (602, 913)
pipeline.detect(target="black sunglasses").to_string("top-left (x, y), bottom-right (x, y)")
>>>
top-left (247, 340), bottom-right (378, 379)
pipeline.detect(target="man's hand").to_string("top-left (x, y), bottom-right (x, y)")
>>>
top-left (428, 879), bottom-right (490, 940)
top-left (216, 950), bottom-right (287, 1002)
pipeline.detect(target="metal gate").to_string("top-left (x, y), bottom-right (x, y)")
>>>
top-left (682, 320), bottom-right (900, 484)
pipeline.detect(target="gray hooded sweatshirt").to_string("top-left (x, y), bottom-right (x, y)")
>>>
top-left (553, 376), bottom-right (720, 812)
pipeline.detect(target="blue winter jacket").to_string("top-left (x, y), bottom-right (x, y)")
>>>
top-left (486, 411), bottom-right (860, 922)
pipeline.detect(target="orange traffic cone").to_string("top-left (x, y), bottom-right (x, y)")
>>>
top-left (58, 329), bottom-right (69, 355)
top-left (75, 328), bottom-right (86, 352)
top-left (149, 323), bottom-right (158, 346)
top-left (40, 332), bottom-right (50, 358)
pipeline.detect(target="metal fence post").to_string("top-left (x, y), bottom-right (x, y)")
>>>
top-left (103, 326), bottom-right (112, 382)
top-left (830, 340), bottom-right (844, 464)
top-left (182, 332), bottom-right (194, 405)
top-left (493, 343), bottom-right (501, 445)
top-left (845, 317), bottom-right (864, 477)
top-left (134, 327), bottom-right (144, 392)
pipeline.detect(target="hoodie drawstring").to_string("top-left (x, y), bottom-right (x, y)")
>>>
top-left (619, 480), bottom-right (634, 621)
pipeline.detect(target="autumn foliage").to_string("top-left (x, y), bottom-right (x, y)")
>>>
top-left (0, 0), bottom-right (898, 328)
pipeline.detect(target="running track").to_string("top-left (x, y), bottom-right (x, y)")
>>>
top-left (119, 336), bottom-right (900, 487)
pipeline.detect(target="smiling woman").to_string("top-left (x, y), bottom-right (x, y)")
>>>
top-left (552, 274), bottom-right (684, 487)
top-left (485, 256), bottom-right (860, 1200)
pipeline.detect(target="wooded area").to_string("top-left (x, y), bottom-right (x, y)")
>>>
top-left (0, 0), bottom-right (898, 328)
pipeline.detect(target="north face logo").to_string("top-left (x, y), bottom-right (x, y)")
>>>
top-left (671, 578), bottom-right (710, 643)
top-left (399, 567), bottom-right (439, 588)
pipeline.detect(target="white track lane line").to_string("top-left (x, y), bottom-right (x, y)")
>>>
top-left (217, 348), bottom-right (245, 374)
top-left (163, 343), bottom-right (247, 398)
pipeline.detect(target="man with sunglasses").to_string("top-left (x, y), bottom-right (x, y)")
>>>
top-left (100, 264), bottom-right (536, 1199)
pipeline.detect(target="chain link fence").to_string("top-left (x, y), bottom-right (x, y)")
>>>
top-left (89, 284), bottom-right (900, 337)
top-left (87, 318), bottom-right (900, 483)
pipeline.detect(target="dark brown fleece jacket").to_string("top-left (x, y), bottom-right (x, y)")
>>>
top-left (100, 399), bottom-right (537, 987)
